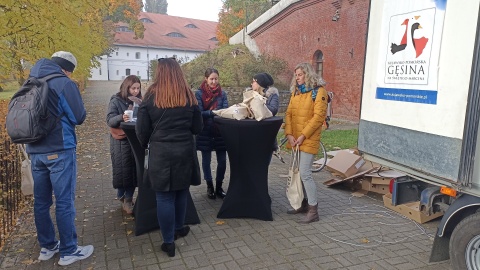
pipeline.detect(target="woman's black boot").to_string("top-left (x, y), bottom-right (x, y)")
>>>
top-left (161, 242), bottom-right (175, 257)
top-left (215, 182), bottom-right (227, 199)
top-left (207, 182), bottom-right (216, 199)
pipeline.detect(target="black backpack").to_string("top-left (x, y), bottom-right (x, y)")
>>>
top-left (6, 74), bottom-right (64, 144)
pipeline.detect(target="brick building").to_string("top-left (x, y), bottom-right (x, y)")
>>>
top-left (230, 0), bottom-right (369, 121)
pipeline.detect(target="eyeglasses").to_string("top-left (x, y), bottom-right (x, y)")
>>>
top-left (158, 57), bottom-right (177, 62)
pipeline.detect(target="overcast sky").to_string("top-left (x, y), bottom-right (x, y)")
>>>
top-left (166, 0), bottom-right (223, 22)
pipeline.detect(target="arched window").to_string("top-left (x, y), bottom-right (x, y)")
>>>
top-left (185, 24), bottom-right (198, 28)
top-left (313, 50), bottom-right (324, 77)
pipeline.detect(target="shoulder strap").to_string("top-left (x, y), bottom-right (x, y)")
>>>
top-left (147, 109), bottom-right (167, 146)
top-left (39, 73), bottom-right (64, 81)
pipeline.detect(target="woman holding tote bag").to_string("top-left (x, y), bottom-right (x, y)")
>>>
top-left (284, 63), bottom-right (328, 223)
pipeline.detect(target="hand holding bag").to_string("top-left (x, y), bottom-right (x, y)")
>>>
top-left (286, 145), bottom-right (304, 209)
top-left (18, 144), bottom-right (34, 196)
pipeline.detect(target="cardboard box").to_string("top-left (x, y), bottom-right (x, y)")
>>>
top-left (362, 170), bottom-right (406, 194)
top-left (326, 151), bottom-right (365, 178)
top-left (361, 177), bottom-right (390, 194)
top-left (382, 193), bottom-right (443, 223)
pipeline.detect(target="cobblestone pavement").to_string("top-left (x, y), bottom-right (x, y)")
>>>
top-left (0, 81), bottom-right (452, 269)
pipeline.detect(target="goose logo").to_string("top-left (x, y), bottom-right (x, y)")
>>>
top-left (389, 15), bottom-right (430, 58)
top-left (384, 7), bottom-right (436, 85)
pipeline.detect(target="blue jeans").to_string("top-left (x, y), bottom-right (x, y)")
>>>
top-left (201, 150), bottom-right (227, 184)
top-left (299, 151), bottom-right (317, 205)
top-left (31, 148), bottom-right (78, 256)
top-left (117, 187), bottom-right (135, 199)
top-left (155, 189), bottom-right (188, 243)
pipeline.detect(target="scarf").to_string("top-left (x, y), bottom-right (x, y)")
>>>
top-left (297, 84), bottom-right (318, 100)
top-left (200, 80), bottom-right (221, 110)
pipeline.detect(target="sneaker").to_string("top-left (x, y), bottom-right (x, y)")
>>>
top-left (38, 241), bottom-right (60, 261)
top-left (58, 245), bottom-right (94, 266)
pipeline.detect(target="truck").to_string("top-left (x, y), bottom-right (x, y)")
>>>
top-left (358, 0), bottom-right (480, 269)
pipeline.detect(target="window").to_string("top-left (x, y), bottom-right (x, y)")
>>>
top-left (127, 52), bottom-right (129, 57)
top-left (209, 37), bottom-right (218, 41)
top-left (166, 32), bottom-right (186, 38)
top-left (156, 54), bottom-right (158, 58)
top-left (185, 24), bottom-right (198, 28)
top-left (115, 52), bottom-right (118, 56)
top-left (126, 69), bottom-right (131, 76)
top-left (135, 52), bottom-right (141, 59)
top-left (116, 70), bottom-right (119, 75)
top-left (137, 71), bottom-right (140, 76)
top-left (99, 69), bottom-right (102, 75)
top-left (313, 50), bottom-right (324, 77)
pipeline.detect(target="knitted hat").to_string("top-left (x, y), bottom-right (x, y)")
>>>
top-left (253, 72), bottom-right (274, 89)
top-left (51, 51), bottom-right (77, 72)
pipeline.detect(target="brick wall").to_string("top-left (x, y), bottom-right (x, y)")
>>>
top-left (248, 0), bottom-right (370, 122)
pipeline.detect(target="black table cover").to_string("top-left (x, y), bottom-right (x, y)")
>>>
top-left (214, 116), bottom-right (283, 221)
top-left (120, 122), bottom-right (200, 236)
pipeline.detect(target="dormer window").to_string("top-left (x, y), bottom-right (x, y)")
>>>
top-left (209, 37), bottom-right (218, 41)
top-left (140, 18), bottom-right (153, 23)
top-left (185, 24), bottom-right (198, 29)
top-left (166, 32), bottom-right (186, 38)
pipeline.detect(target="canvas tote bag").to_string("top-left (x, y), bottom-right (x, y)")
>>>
top-left (18, 144), bottom-right (34, 196)
top-left (286, 145), bottom-right (304, 209)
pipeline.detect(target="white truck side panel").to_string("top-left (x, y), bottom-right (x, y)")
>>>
top-left (361, 0), bottom-right (479, 139)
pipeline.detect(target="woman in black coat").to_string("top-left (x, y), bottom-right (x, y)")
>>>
top-left (195, 68), bottom-right (229, 199)
top-left (106, 75), bottom-right (142, 214)
top-left (136, 58), bottom-right (202, 258)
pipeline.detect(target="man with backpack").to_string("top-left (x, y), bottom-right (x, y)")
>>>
top-left (25, 51), bottom-right (93, 266)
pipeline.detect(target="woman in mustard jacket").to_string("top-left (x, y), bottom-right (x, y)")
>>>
top-left (284, 63), bottom-right (328, 223)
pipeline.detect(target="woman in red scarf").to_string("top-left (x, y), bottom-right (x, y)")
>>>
top-left (194, 68), bottom-right (229, 199)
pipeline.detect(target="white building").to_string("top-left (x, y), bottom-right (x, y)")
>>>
top-left (90, 12), bottom-right (218, 81)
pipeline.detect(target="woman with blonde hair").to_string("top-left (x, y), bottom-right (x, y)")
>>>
top-left (284, 63), bottom-right (328, 223)
top-left (136, 58), bottom-right (203, 257)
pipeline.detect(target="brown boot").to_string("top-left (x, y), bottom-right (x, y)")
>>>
top-left (123, 198), bottom-right (134, 215)
top-left (297, 204), bottom-right (319, 224)
top-left (287, 198), bottom-right (308, 214)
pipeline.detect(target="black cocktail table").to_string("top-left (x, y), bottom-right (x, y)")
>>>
top-left (214, 116), bottom-right (283, 221)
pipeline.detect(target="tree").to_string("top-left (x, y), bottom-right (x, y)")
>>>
top-left (217, 0), bottom-right (272, 44)
top-left (144, 0), bottom-right (167, 14)
top-left (0, 0), bottom-right (144, 88)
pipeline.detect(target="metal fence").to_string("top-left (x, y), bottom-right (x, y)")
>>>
top-left (0, 100), bottom-right (25, 250)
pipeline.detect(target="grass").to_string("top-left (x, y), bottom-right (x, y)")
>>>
top-left (0, 81), bottom-right (19, 101)
top-left (276, 127), bottom-right (358, 156)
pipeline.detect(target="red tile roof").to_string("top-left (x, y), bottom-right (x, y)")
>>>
top-left (115, 12), bottom-right (218, 52)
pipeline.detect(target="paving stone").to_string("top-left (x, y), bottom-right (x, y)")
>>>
top-left (0, 81), bottom-right (453, 269)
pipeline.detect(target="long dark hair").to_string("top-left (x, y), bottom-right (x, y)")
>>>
top-left (119, 75), bottom-right (142, 100)
top-left (147, 58), bottom-right (197, 108)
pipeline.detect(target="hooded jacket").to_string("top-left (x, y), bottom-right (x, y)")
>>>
top-left (26, 59), bottom-right (86, 154)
